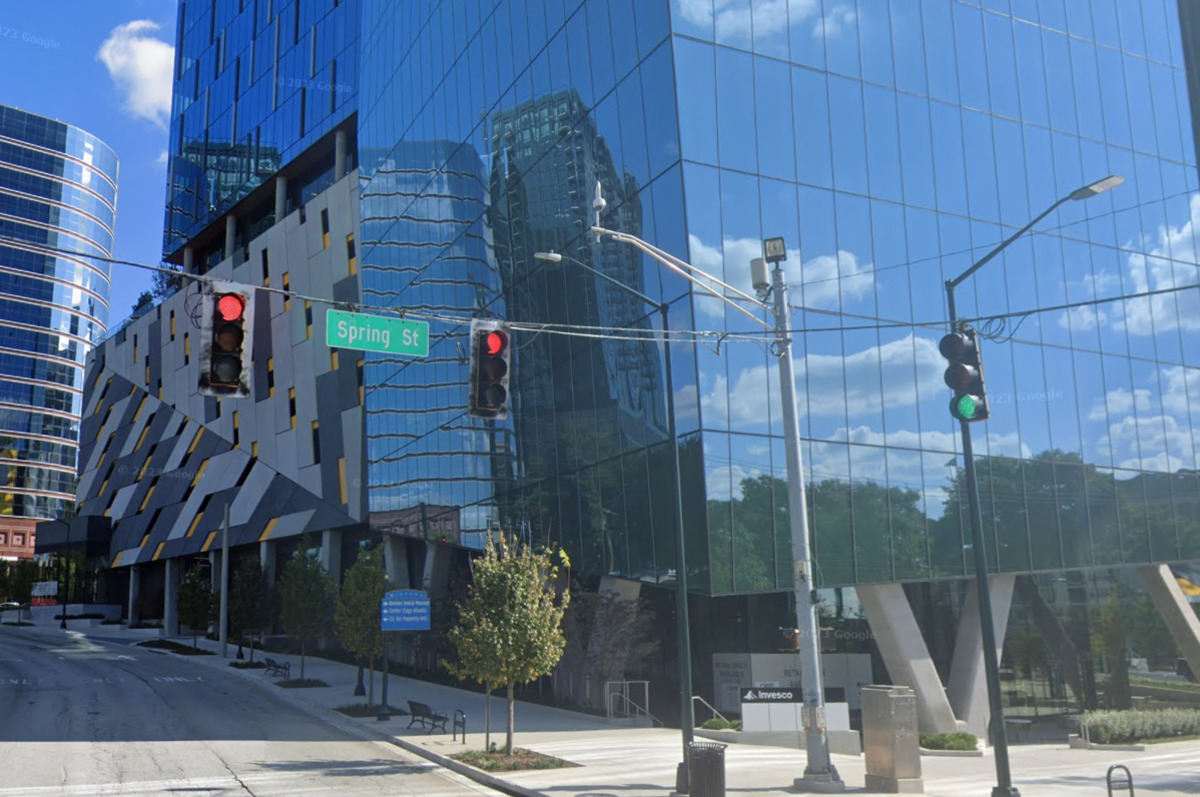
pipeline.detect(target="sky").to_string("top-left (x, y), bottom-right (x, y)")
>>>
top-left (0, 0), bottom-right (177, 328)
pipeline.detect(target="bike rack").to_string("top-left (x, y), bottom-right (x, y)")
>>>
top-left (1107, 764), bottom-right (1134, 797)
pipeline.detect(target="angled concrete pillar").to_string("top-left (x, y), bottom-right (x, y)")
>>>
top-left (383, 535), bottom-right (409, 588)
top-left (224, 214), bottom-right (237, 259)
top-left (858, 583), bottom-right (959, 733)
top-left (260, 540), bottom-right (276, 586)
top-left (421, 541), bottom-right (451, 595)
top-left (182, 246), bottom-right (195, 275)
top-left (127, 566), bottom-right (141, 625)
top-left (1137, 564), bottom-right (1200, 685)
top-left (946, 575), bottom-right (1016, 741)
top-left (274, 175), bottom-right (288, 220)
top-left (163, 559), bottom-right (181, 636)
top-left (334, 129), bottom-right (348, 181)
top-left (321, 529), bottom-right (343, 584)
top-left (1015, 576), bottom-right (1085, 705)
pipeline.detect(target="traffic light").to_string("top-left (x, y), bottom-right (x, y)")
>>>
top-left (467, 318), bottom-right (511, 419)
top-left (198, 280), bottom-right (254, 398)
top-left (939, 326), bottom-right (989, 423)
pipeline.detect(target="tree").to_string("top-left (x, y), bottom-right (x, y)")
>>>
top-left (1094, 586), bottom-right (1132, 709)
top-left (229, 558), bottom-right (272, 663)
top-left (335, 543), bottom-right (387, 706)
top-left (562, 581), bottom-right (659, 707)
top-left (152, 262), bottom-right (184, 299)
top-left (177, 568), bottom-right (216, 649)
top-left (279, 539), bottom-right (337, 680)
top-left (131, 290), bottom-right (154, 316)
top-left (10, 560), bottom-right (37, 608)
top-left (446, 533), bottom-right (571, 755)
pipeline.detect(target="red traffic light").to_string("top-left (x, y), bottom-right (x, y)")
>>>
top-left (217, 293), bottom-right (246, 322)
top-left (485, 329), bottom-right (508, 356)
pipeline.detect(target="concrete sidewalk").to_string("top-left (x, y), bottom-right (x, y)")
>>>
top-left (7, 620), bottom-right (1199, 796)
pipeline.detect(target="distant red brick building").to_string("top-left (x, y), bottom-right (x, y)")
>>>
top-left (0, 518), bottom-right (37, 560)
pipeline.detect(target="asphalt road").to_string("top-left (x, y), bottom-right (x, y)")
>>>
top-left (0, 626), bottom-right (502, 797)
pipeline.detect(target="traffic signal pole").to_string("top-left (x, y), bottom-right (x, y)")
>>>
top-left (944, 284), bottom-right (1017, 797)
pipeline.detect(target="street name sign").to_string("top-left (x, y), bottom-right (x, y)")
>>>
top-left (381, 589), bottom-right (431, 631)
top-left (326, 309), bottom-right (428, 357)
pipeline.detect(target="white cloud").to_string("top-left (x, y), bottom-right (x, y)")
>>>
top-left (97, 20), bottom-right (174, 128)
top-left (1087, 387), bottom-right (1152, 422)
top-left (156, 150), bottom-right (169, 166)
top-left (687, 234), bottom-right (874, 321)
top-left (676, 0), bottom-right (856, 44)
top-left (1162, 366), bottom-right (1200, 417)
top-left (813, 6), bottom-right (857, 38)
top-left (706, 464), bottom-right (751, 502)
top-left (699, 334), bottom-right (944, 428)
top-left (1100, 413), bottom-right (1198, 474)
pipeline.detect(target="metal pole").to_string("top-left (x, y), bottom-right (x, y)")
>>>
top-left (945, 285), bottom-right (1019, 797)
top-left (220, 503), bottom-right (230, 658)
top-left (771, 264), bottom-right (843, 791)
top-left (378, 631), bottom-right (391, 721)
top-left (662, 302), bottom-right (695, 794)
top-left (60, 527), bottom-right (69, 629)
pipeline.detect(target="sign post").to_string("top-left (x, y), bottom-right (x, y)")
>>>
top-left (377, 590), bottom-right (431, 721)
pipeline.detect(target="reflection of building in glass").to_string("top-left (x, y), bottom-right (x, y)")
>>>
top-left (361, 0), bottom-right (1200, 733)
top-left (0, 105), bottom-right (116, 557)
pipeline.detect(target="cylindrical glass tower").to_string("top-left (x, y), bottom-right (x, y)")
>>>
top-left (0, 105), bottom-right (116, 523)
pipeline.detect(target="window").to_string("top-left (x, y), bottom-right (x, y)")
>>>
top-left (232, 410), bottom-right (239, 446)
top-left (267, 357), bottom-right (275, 396)
top-left (184, 332), bottom-right (190, 364)
top-left (330, 350), bottom-right (339, 370)
top-left (283, 272), bottom-right (290, 310)
top-left (346, 233), bottom-right (356, 275)
top-left (170, 310), bottom-right (176, 340)
top-left (304, 300), bottom-right (313, 338)
top-left (311, 420), bottom-right (320, 463)
top-left (320, 208), bottom-right (330, 248)
top-left (13, 534), bottom-right (23, 546)
top-left (261, 247), bottom-right (269, 285)
top-left (289, 387), bottom-right (296, 429)
top-left (0, 533), bottom-right (7, 545)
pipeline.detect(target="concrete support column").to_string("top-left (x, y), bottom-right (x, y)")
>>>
top-left (127, 566), bottom-right (141, 625)
top-left (334, 129), bottom-right (347, 181)
top-left (1137, 564), bottom-right (1200, 686)
top-left (858, 583), bottom-right (959, 734)
top-left (163, 559), bottom-right (181, 636)
top-left (182, 246), bottom-right (195, 275)
top-left (224, 215), bottom-right (237, 260)
top-left (274, 175), bottom-right (288, 220)
top-left (421, 541), bottom-right (451, 594)
top-left (383, 535), bottom-right (409, 588)
top-left (320, 529), bottom-right (342, 584)
top-left (209, 551), bottom-right (219, 591)
top-left (946, 574), bottom-right (1016, 741)
top-left (260, 540), bottom-right (276, 586)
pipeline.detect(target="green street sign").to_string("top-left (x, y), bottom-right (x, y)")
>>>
top-left (326, 309), bottom-right (429, 357)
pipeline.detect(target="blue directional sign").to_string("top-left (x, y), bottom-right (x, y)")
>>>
top-left (381, 589), bottom-right (431, 631)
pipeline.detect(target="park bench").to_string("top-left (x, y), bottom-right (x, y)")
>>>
top-left (407, 700), bottom-right (448, 734)
top-left (263, 658), bottom-right (290, 679)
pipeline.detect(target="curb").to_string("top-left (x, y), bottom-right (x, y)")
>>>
top-left (919, 747), bottom-right (984, 757)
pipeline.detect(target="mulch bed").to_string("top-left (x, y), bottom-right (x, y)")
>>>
top-left (277, 678), bottom-right (329, 688)
top-left (335, 703), bottom-right (403, 717)
top-left (452, 748), bottom-right (576, 772)
top-left (137, 639), bottom-right (215, 655)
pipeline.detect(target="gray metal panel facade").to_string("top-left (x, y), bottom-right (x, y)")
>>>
top-left (76, 173), bottom-right (364, 568)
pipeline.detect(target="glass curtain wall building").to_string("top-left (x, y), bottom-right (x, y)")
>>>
top-left (0, 105), bottom-right (116, 523)
top-left (359, 0), bottom-right (1200, 706)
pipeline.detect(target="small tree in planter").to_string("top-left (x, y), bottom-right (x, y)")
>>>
top-left (446, 533), bottom-right (570, 755)
top-left (335, 543), bottom-right (386, 706)
top-left (230, 558), bottom-right (272, 662)
top-left (177, 568), bottom-right (216, 648)
top-left (279, 538), bottom-right (336, 680)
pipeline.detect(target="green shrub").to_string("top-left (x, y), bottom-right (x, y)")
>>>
top-left (1080, 708), bottom-right (1200, 744)
top-left (919, 732), bottom-right (978, 751)
top-left (699, 718), bottom-right (742, 731)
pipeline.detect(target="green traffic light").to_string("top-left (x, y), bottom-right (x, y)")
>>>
top-left (955, 395), bottom-right (979, 420)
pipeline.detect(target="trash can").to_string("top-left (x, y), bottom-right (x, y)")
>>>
top-left (687, 741), bottom-right (727, 797)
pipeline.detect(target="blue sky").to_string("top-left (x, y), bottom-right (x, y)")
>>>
top-left (0, 0), bottom-right (177, 327)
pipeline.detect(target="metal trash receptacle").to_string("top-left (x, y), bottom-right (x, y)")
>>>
top-left (687, 741), bottom-right (727, 797)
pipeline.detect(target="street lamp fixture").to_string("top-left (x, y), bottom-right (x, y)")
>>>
top-left (534, 247), bottom-right (697, 791)
top-left (945, 174), bottom-right (1121, 797)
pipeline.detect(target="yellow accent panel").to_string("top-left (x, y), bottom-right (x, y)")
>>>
top-left (111, 550), bottom-right (123, 568)
top-left (98, 478), bottom-right (108, 497)
top-left (133, 396), bottom-right (147, 421)
top-left (134, 426), bottom-right (150, 452)
top-left (186, 513), bottom-right (203, 538)
top-left (259, 517), bottom-right (279, 542)
top-left (187, 427), bottom-right (204, 454)
top-left (330, 350), bottom-right (339, 370)
top-left (191, 459), bottom-right (210, 487)
top-left (152, 541), bottom-right (165, 561)
top-left (138, 457), bottom-right (152, 480)
top-left (139, 485), bottom-right (156, 512)
top-left (338, 457), bottom-right (347, 504)
top-left (139, 533), bottom-right (149, 547)
top-left (201, 531), bottom-right (217, 553)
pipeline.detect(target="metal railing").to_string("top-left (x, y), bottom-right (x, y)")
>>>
top-left (605, 680), bottom-right (662, 727)
top-left (692, 695), bottom-right (730, 726)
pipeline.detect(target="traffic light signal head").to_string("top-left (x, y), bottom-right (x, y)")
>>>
top-left (939, 327), bottom-right (988, 422)
top-left (199, 281), bottom-right (253, 398)
top-left (468, 318), bottom-right (511, 419)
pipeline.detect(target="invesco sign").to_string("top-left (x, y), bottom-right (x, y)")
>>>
top-left (741, 689), bottom-right (799, 703)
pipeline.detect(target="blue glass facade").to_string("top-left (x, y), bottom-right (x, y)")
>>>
top-left (163, 0), bottom-right (359, 257)
top-left (359, 1), bottom-right (1200, 599)
top-left (0, 105), bottom-right (116, 519)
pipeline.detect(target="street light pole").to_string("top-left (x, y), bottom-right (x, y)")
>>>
top-left (534, 249), bottom-right (695, 791)
top-left (944, 174), bottom-right (1122, 797)
top-left (758, 249), bottom-right (842, 791)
